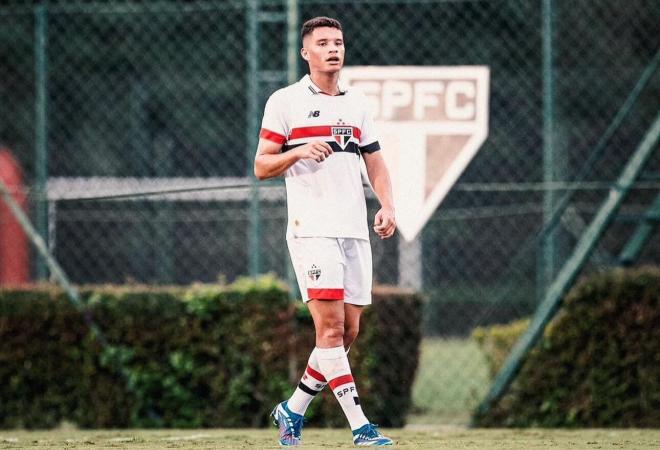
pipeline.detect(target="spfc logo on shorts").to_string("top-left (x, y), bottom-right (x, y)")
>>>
top-left (307, 264), bottom-right (321, 281)
top-left (331, 126), bottom-right (353, 150)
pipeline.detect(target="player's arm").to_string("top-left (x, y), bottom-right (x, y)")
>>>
top-left (254, 138), bottom-right (334, 180)
top-left (363, 151), bottom-right (396, 239)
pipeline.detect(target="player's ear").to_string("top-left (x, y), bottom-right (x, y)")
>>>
top-left (300, 47), bottom-right (309, 61)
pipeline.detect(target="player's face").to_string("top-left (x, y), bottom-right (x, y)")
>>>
top-left (301, 27), bottom-right (345, 73)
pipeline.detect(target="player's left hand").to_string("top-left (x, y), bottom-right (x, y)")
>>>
top-left (373, 207), bottom-right (396, 239)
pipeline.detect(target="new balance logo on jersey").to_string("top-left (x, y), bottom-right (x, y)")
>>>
top-left (332, 126), bottom-right (353, 150)
top-left (308, 110), bottom-right (320, 118)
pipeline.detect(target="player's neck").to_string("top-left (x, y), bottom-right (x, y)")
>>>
top-left (309, 71), bottom-right (340, 96)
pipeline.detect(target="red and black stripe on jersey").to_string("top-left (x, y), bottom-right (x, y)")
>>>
top-left (289, 125), bottom-right (362, 141)
top-left (284, 141), bottom-right (361, 155)
top-left (259, 128), bottom-right (286, 144)
top-left (261, 125), bottom-right (381, 155)
top-left (357, 141), bottom-right (380, 153)
top-left (283, 140), bottom-right (380, 155)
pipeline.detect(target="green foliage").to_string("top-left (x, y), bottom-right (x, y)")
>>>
top-left (472, 319), bottom-right (530, 378)
top-left (0, 280), bottom-right (421, 429)
top-left (411, 338), bottom-right (490, 422)
top-left (473, 266), bottom-right (660, 427)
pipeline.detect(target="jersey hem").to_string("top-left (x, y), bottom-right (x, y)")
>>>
top-left (286, 234), bottom-right (370, 242)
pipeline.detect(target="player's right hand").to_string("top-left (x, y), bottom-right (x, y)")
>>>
top-left (295, 140), bottom-right (333, 162)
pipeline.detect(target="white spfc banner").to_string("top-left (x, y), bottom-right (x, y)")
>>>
top-left (341, 66), bottom-right (490, 242)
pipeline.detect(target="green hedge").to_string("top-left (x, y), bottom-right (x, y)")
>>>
top-left (473, 266), bottom-right (660, 427)
top-left (472, 318), bottom-right (530, 379)
top-left (0, 277), bottom-right (421, 429)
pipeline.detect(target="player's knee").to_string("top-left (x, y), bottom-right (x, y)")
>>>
top-left (318, 320), bottom-right (345, 341)
top-left (344, 324), bottom-right (359, 347)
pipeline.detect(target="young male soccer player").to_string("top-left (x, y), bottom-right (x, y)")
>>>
top-left (254, 17), bottom-right (396, 446)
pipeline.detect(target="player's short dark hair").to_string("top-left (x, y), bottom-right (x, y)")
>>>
top-left (301, 17), bottom-right (343, 41)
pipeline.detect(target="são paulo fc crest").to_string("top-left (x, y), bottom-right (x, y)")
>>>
top-left (307, 264), bottom-right (321, 281)
top-left (332, 120), bottom-right (353, 150)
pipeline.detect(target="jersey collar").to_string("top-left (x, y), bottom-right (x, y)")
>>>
top-left (302, 74), bottom-right (347, 96)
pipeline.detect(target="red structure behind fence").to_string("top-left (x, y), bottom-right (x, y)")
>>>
top-left (0, 148), bottom-right (29, 284)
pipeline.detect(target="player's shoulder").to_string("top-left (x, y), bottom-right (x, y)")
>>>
top-left (268, 81), bottom-right (301, 100)
top-left (265, 83), bottom-right (299, 113)
top-left (341, 82), bottom-right (366, 100)
top-left (344, 83), bottom-right (365, 97)
top-left (266, 86), bottom-right (288, 104)
top-left (343, 85), bottom-right (371, 111)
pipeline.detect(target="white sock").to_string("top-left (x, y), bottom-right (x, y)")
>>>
top-left (315, 345), bottom-right (369, 430)
top-left (287, 348), bottom-right (327, 415)
top-left (287, 347), bottom-right (352, 416)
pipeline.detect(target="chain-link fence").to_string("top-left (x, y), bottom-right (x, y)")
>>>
top-left (1, 0), bottom-right (658, 424)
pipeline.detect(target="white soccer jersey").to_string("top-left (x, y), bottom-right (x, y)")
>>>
top-left (259, 74), bottom-right (381, 240)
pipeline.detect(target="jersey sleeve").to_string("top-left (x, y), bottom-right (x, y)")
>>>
top-left (358, 92), bottom-right (381, 154)
top-left (259, 90), bottom-right (288, 145)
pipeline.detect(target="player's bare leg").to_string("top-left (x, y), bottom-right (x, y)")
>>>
top-left (306, 300), bottom-right (369, 424)
top-left (272, 299), bottom-right (349, 446)
top-left (343, 303), bottom-right (363, 350)
top-left (282, 302), bottom-right (362, 428)
top-left (308, 298), bottom-right (346, 347)
top-left (307, 299), bottom-right (392, 445)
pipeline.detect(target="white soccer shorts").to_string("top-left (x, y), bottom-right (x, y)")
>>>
top-left (287, 237), bottom-right (373, 306)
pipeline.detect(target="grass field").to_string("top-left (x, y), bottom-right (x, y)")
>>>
top-left (1, 428), bottom-right (659, 449)
top-left (4, 339), bottom-right (656, 449)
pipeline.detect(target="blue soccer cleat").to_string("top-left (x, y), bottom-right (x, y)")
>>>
top-left (271, 401), bottom-right (304, 446)
top-left (352, 423), bottom-right (394, 446)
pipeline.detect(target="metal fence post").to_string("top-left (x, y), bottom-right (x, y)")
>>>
top-left (538, 0), bottom-right (556, 301)
top-left (399, 237), bottom-right (423, 290)
top-left (285, 0), bottom-right (300, 298)
top-left (287, 0), bottom-right (299, 85)
top-left (247, 0), bottom-right (261, 276)
top-left (34, 2), bottom-right (49, 280)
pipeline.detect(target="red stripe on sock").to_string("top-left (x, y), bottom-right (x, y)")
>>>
top-left (306, 365), bottom-right (327, 383)
top-left (328, 374), bottom-right (354, 390)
